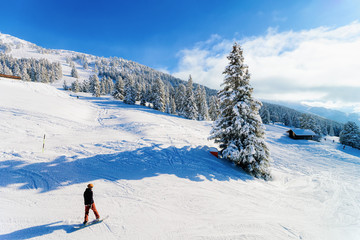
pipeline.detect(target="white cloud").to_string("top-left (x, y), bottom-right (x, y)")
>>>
top-left (172, 34), bottom-right (232, 88)
top-left (172, 22), bottom-right (360, 112)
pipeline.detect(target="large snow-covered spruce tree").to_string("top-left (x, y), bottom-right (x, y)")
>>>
top-left (209, 43), bottom-right (271, 180)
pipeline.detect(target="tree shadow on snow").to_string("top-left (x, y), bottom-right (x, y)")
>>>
top-left (0, 145), bottom-right (253, 193)
top-left (0, 221), bottom-right (80, 240)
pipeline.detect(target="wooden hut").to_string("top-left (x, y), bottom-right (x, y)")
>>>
top-left (287, 128), bottom-right (316, 140)
top-left (0, 74), bottom-right (21, 80)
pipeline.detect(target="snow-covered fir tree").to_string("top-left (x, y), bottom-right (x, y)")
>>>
top-left (113, 76), bottom-right (125, 100)
top-left (195, 85), bottom-right (209, 121)
top-left (71, 65), bottom-right (79, 78)
top-left (209, 43), bottom-right (271, 180)
top-left (149, 82), bottom-right (158, 106)
top-left (20, 67), bottom-right (31, 81)
top-left (100, 76), bottom-right (114, 95)
top-left (37, 65), bottom-right (48, 83)
top-left (260, 107), bottom-right (271, 124)
top-left (81, 79), bottom-right (91, 93)
top-left (340, 121), bottom-right (360, 149)
top-left (183, 75), bottom-right (198, 120)
top-left (90, 74), bottom-right (101, 97)
top-left (167, 86), bottom-right (176, 114)
top-left (209, 95), bottom-right (220, 121)
top-left (63, 80), bottom-right (68, 90)
top-left (106, 77), bottom-right (114, 95)
top-left (321, 122), bottom-right (328, 136)
top-left (124, 75), bottom-right (136, 105)
top-left (135, 82), bottom-right (143, 102)
top-left (65, 57), bottom-right (72, 64)
top-left (71, 79), bottom-right (80, 92)
top-left (175, 84), bottom-right (186, 116)
top-left (83, 61), bottom-right (89, 69)
top-left (283, 113), bottom-right (292, 126)
top-left (100, 79), bottom-right (107, 95)
top-left (153, 77), bottom-right (166, 112)
top-left (55, 62), bottom-right (63, 80)
top-left (93, 64), bottom-right (98, 74)
top-left (12, 63), bottom-right (20, 76)
top-left (169, 96), bottom-right (177, 115)
top-left (329, 123), bottom-right (335, 136)
top-left (2, 64), bottom-right (12, 75)
top-left (140, 83), bottom-right (148, 106)
top-left (300, 114), bottom-right (321, 136)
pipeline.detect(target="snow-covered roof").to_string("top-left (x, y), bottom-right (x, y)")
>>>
top-left (289, 128), bottom-right (316, 136)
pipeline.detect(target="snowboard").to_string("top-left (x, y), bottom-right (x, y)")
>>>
top-left (73, 215), bottom-right (109, 230)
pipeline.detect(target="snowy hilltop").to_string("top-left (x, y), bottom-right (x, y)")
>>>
top-left (1, 75), bottom-right (360, 239)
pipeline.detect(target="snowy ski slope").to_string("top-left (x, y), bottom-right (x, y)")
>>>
top-left (0, 78), bottom-right (359, 240)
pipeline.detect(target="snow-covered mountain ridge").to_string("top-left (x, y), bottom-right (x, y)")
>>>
top-left (0, 77), bottom-right (359, 239)
top-left (0, 32), bottom-right (217, 97)
top-left (264, 99), bottom-right (360, 125)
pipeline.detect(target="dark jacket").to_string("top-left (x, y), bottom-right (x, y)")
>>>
top-left (84, 188), bottom-right (94, 205)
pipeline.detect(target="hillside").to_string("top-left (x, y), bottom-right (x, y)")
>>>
top-left (0, 78), bottom-right (359, 239)
top-left (0, 32), bottom-right (217, 98)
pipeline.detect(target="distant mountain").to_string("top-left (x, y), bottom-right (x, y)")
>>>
top-left (306, 107), bottom-right (360, 125)
top-left (264, 100), bottom-right (360, 125)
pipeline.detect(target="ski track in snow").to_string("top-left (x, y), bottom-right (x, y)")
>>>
top-left (0, 79), bottom-right (360, 239)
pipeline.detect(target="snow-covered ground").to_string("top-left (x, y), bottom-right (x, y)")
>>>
top-left (1, 78), bottom-right (360, 240)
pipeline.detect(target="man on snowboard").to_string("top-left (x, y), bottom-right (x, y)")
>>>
top-left (83, 183), bottom-right (100, 224)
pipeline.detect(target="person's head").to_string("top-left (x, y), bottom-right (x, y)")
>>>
top-left (87, 183), bottom-right (94, 189)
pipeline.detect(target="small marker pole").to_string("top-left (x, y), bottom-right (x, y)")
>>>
top-left (42, 134), bottom-right (46, 153)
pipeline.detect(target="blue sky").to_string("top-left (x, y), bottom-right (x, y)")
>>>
top-left (1, 0), bottom-right (360, 112)
top-left (1, 0), bottom-right (358, 70)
